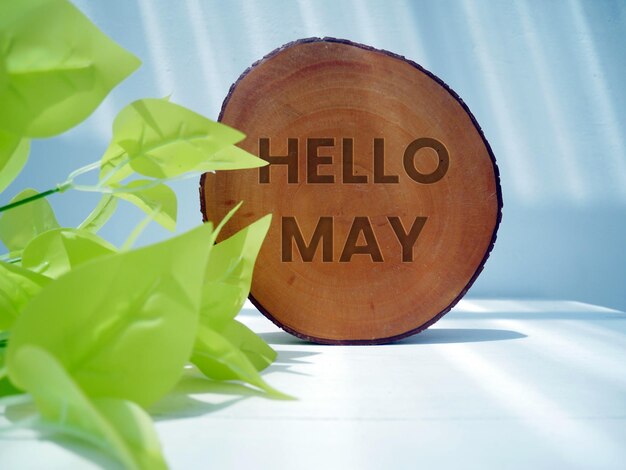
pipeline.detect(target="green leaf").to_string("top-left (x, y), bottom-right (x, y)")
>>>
top-left (12, 345), bottom-right (167, 469)
top-left (92, 398), bottom-right (168, 470)
top-left (220, 320), bottom-right (276, 372)
top-left (214, 201), bottom-right (243, 236)
top-left (99, 143), bottom-right (131, 185)
top-left (0, 0), bottom-right (141, 137)
top-left (0, 330), bottom-right (9, 383)
top-left (191, 214), bottom-right (284, 395)
top-left (0, 376), bottom-right (22, 397)
top-left (0, 261), bottom-right (50, 331)
top-left (100, 98), bottom-right (266, 181)
top-left (0, 130), bottom-right (30, 193)
top-left (7, 222), bottom-right (215, 407)
top-left (201, 214), bottom-right (272, 330)
top-left (113, 180), bottom-right (177, 232)
top-left (192, 324), bottom-right (290, 399)
top-left (0, 334), bottom-right (21, 397)
top-left (208, 144), bottom-right (269, 171)
top-left (21, 228), bottom-right (117, 278)
top-left (0, 188), bottom-right (60, 252)
top-left (77, 194), bottom-right (118, 233)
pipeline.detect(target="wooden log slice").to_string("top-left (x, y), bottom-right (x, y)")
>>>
top-left (201, 38), bottom-right (502, 344)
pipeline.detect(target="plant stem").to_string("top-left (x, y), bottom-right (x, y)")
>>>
top-left (0, 159), bottom-right (101, 214)
top-left (71, 170), bottom-right (202, 195)
top-left (66, 160), bottom-right (102, 181)
top-left (0, 156), bottom-right (202, 214)
top-left (0, 186), bottom-right (65, 214)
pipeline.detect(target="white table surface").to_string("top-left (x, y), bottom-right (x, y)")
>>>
top-left (2, 298), bottom-right (625, 470)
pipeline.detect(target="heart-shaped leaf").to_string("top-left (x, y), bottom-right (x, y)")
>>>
top-left (192, 324), bottom-right (289, 399)
top-left (201, 214), bottom-right (271, 329)
top-left (0, 0), bottom-right (141, 137)
top-left (99, 98), bottom-right (266, 182)
top-left (12, 345), bottom-right (167, 469)
top-left (8, 222), bottom-right (215, 406)
top-left (192, 214), bottom-right (285, 395)
top-left (21, 228), bottom-right (117, 278)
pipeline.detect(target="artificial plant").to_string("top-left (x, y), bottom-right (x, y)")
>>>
top-left (0, 0), bottom-right (286, 468)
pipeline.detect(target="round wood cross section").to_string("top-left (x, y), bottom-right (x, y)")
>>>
top-left (201, 38), bottom-right (502, 344)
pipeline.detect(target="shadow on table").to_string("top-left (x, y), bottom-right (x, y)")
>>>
top-left (259, 332), bottom-right (316, 345)
top-left (149, 355), bottom-right (313, 421)
top-left (260, 328), bottom-right (526, 345)
top-left (149, 377), bottom-right (248, 422)
top-left (396, 328), bottom-right (526, 344)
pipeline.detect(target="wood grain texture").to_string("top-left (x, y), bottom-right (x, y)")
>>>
top-left (201, 38), bottom-right (502, 344)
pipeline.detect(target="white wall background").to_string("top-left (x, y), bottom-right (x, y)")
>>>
top-left (4, 0), bottom-right (625, 309)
